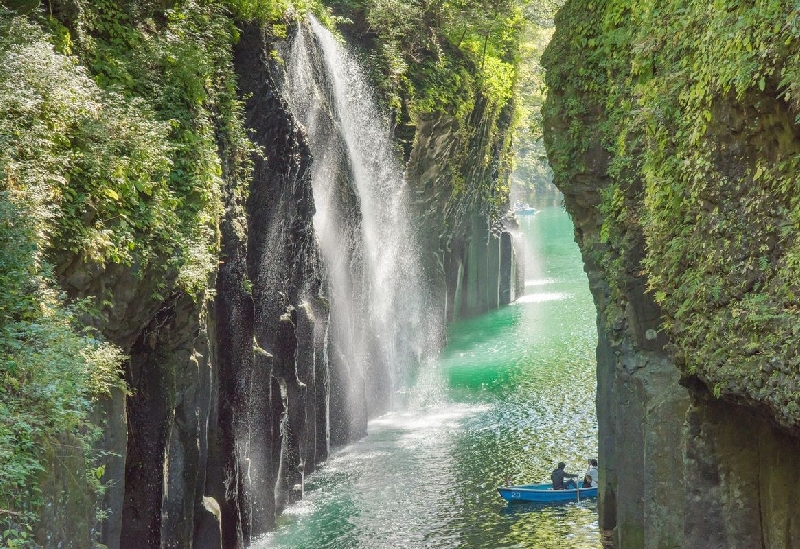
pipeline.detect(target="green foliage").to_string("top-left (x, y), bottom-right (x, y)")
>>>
top-left (0, 5), bottom-right (235, 295)
top-left (223, 0), bottom-right (295, 21)
top-left (221, 0), bottom-right (325, 23)
top-left (1, 21), bottom-right (174, 266)
top-left (0, 19), bottom-right (129, 541)
top-left (511, 25), bottom-right (554, 195)
top-left (77, 0), bottom-right (243, 294)
top-left (543, 0), bottom-right (800, 429)
top-left (3, 0), bottom-right (39, 15)
top-left (0, 0), bottom-right (262, 541)
top-left (0, 193), bottom-right (125, 546)
top-left (358, 0), bottom-right (525, 119)
top-left (326, 0), bottom-right (560, 221)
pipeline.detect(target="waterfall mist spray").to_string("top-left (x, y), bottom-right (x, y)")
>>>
top-left (283, 17), bottom-right (442, 443)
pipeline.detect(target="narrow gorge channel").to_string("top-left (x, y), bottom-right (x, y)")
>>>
top-left (255, 199), bottom-right (599, 549)
top-left (18, 1), bottom-right (800, 547)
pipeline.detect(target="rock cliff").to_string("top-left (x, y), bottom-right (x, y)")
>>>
top-left (47, 20), bottom-right (328, 549)
top-left (542, 0), bottom-right (800, 546)
top-left (408, 105), bottom-right (523, 324)
top-left (2, 5), bottom-right (519, 546)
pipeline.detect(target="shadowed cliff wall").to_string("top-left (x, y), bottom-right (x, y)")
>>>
top-left (407, 104), bottom-right (523, 324)
top-left (543, 0), bottom-right (800, 547)
top-left (202, 22), bottom-right (328, 547)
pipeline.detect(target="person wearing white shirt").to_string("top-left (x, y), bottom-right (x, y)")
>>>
top-left (584, 458), bottom-right (598, 488)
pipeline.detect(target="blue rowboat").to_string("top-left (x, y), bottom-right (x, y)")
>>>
top-left (497, 483), bottom-right (598, 503)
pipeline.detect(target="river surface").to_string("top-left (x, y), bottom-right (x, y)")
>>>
top-left (254, 200), bottom-right (600, 549)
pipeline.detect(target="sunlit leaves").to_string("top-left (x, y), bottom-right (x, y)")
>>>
top-left (0, 189), bottom-right (125, 547)
top-left (0, 2), bottom-right (253, 541)
top-left (0, 16), bottom-right (175, 268)
top-left (358, 0), bottom-right (532, 117)
top-left (511, 25), bottom-right (554, 194)
top-left (221, 0), bottom-right (327, 23)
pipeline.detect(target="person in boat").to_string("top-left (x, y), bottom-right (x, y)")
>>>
top-left (582, 474), bottom-right (593, 488)
top-left (551, 462), bottom-right (579, 490)
top-left (584, 458), bottom-right (598, 488)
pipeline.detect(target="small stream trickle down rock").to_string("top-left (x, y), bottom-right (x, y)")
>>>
top-left (193, 17), bottom-right (447, 547)
top-left (205, 22), bottom-right (328, 546)
top-left (404, 96), bottom-right (524, 326)
top-left (114, 21), bottom-right (329, 548)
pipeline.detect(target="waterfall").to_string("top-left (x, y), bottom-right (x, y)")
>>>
top-left (283, 17), bottom-right (440, 444)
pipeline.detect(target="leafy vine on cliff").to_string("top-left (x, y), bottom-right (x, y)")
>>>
top-left (544, 0), bottom-right (800, 429)
top-left (0, 0), bottom-right (312, 541)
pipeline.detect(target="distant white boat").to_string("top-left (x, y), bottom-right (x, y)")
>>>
top-left (512, 202), bottom-right (536, 216)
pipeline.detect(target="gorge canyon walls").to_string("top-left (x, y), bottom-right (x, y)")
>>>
top-left (11, 7), bottom-right (520, 547)
top-left (543, 0), bottom-right (800, 547)
top-left (409, 107), bottom-right (523, 324)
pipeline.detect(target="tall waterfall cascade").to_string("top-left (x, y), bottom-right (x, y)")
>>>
top-left (283, 17), bottom-right (441, 444)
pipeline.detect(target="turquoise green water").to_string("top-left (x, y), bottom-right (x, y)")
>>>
top-left (254, 202), bottom-right (599, 549)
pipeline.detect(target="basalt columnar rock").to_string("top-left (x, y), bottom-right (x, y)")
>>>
top-left (207, 21), bottom-right (326, 546)
top-left (407, 104), bottom-right (523, 324)
top-left (37, 16), bottom-right (327, 548)
top-left (543, 0), bottom-right (800, 547)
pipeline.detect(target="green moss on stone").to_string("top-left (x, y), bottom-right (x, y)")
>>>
top-left (543, 0), bottom-right (800, 431)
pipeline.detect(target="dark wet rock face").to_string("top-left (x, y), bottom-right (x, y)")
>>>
top-left (121, 292), bottom-right (210, 548)
top-left (209, 23), bottom-right (325, 546)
